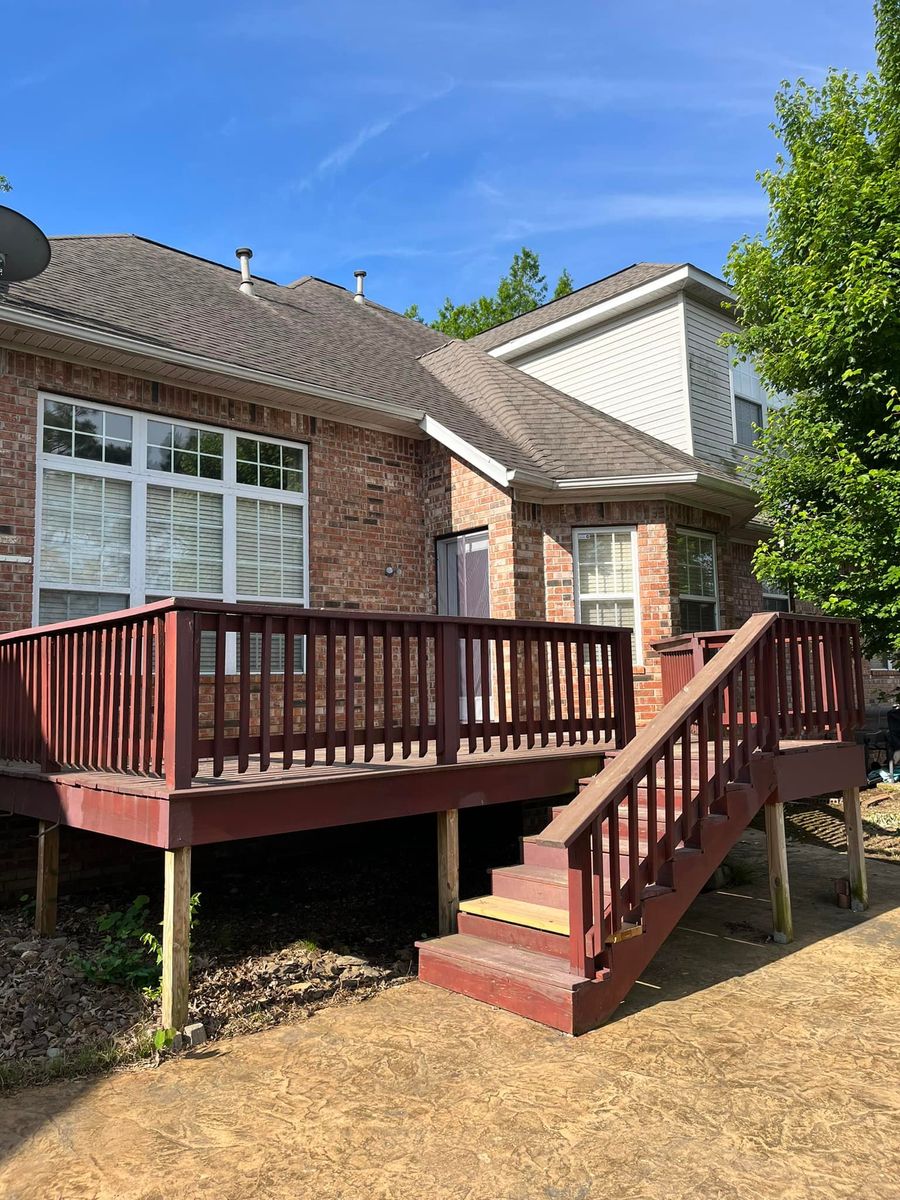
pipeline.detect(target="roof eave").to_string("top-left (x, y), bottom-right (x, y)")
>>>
top-left (488, 265), bottom-right (734, 361)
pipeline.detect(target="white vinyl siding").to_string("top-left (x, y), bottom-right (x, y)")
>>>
top-left (35, 394), bottom-right (309, 672)
top-left (683, 297), bottom-right (738, 466)
top-left (677, 529), bottom-right (719, 633)
top-left (573, 528), bottom-right (641, 664)
top-left (512, 298), bottom-right (692, 454)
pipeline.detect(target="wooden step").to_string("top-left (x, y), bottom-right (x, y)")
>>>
top-left (456, 910), bottom-right (569, 958)
top-left (460, 894), bottom-right (570, 935)
top-left (491, 864), bottom-right (567, 907)
top-left (416, 933), bottom-right (597, 1033)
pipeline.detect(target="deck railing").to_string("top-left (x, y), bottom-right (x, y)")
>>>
top-left (535, 612), bottom-right (865, 978)
top-left (0, 598), bottom-right (636, 789)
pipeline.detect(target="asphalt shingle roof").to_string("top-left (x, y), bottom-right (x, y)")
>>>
top-left (468, 262), bottom-right (681, 351)
top-left (3, 237), bottom-right (737, 490)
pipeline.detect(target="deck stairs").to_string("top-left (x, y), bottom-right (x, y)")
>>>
top-left (417, 612), bottom-right (866, 1034)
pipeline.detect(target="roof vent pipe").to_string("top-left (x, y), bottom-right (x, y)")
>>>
top-left (353, 269), bottom-right (367, 304)
top-left (235, 247), bottom-right (255, 296)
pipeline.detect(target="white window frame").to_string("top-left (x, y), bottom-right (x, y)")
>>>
top-left (761, 581), bottom-right (792, 612)
top-left (572, 526), bottom-right (642, 666)
top-left (676, 528), bottom-right (719, 631)
top-left (35, 392), bottom-right (309, 671)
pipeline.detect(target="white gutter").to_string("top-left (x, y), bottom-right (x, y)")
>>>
top-left (0, 305), bottom-right (426, 426)
top-left (489, 265), bottom-right (734, 361)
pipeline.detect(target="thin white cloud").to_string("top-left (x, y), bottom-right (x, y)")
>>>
top-left (290, 81), bottom-right (454, 193)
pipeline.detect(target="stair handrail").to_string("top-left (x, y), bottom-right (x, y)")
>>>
top-left (536, 612), bottom-right (779, 852)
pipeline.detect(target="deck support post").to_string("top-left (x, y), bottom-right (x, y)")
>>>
top-left (35, 821), bottom-right (59, 937)
top-left (161, 846), bottom-right (192, 1031)
top-left (436, 809), bottom-right (460, 935)
top-left (842, 786), bottom-right (869, 912)
top-left (765, 800), bottom-right (793, 944)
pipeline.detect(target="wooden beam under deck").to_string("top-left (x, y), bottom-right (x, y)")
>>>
top-left (0, 743), bottom-right (608, 850)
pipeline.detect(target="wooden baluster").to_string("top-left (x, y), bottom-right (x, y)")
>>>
top-left (600, 638), bottom-right (612, 744)
top-left (508, 629), bottom-right (521, 750)
top-left (537, 631), bottom-right (550, 748)
top-left (726, 667), bottom-right (738, 772)
top-left (626, 776), bottom-right (640, 909)
top-left (809, 620), bottom-right (825, 736)
top-left (436, 622), bottom-right (460, 766)
top-left (284, 616), bottom-right (296, 769)
top-left (775, 623), bottom-right (789, 742)
top-left (834, 622), bottom-right (851, 741)
top-left (663, 741), bottom-right (675, 860)
top-left (383, 621), bottom-right (395, 762)
top-left (788, 622), bottom-right (803, 737)
top-left (191, 619), bottom-right (202, 778)
top-left (260, 615), bottom-right (273, 771)
top-left (495, 633), bottom-right (508, 752)
top-left (324, 618), bottom-right (336, 766)
top-left (591, 816), bottom-right (605, 957)
top-left (364, 620), bottom-right (375, 762)
top-left (128, 624), bottom-right (142, 772)
top-left (576, 631), bottom-right (588, 745)
top-left (820, 623), bottom-right (836, 734)
top-left (239, 614), bottom-right (252, 772)
top-left (479, 625), bottom-right (491, 751)
top-left (400, 620), bottom-right (412, 759)
top-left (463, 625), bottom-right (476, 754)
top-left (713, 683), bottom-right (724, 794)
top-left (212, 614), bottom-right (226, 777)
top-left (304, 617), bottom-right (318, 767)
top-left (163, 609), bottom-right (195, 791)
top-left (646, 758), bottom-right (658, 883)
top-left (96, 627), bottom-right (110, 770)
top-left (562, 634), bottom-right (576, 746)
top-left (344, 620), bottom-right (355, 765)
top-left (416, 624), bottom-right (428, 758)
top-left (524, 628), bottom-right (536, 749)
top-left (851, 623), bottom-right (866, 730)
top-left (697, 697), bottom-right (709, 819)
top-left (740, 660), bottom-right (752, 769)
top-left (588, 636), bottom-right (600, 744)
top-left (118, 624), bottom-right (130, 772)
top-left (551, 631), bottom-right (564, 747)
top-left (152, 617), bottom-right (165, 777)
top-left (607, 801), bottom-right (622, 937)
top-left (566, 836), bottom-right (595, 978)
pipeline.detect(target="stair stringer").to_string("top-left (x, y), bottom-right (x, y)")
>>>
top-left (571, 754), bottom-right (778, 1034)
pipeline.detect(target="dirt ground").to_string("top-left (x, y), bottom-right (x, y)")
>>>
top-left (0, 827), bottom-right (897, 1200)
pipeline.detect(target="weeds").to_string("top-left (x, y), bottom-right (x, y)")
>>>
top-left (72, 893), bottom-right (201, 993)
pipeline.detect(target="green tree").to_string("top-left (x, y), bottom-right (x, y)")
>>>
top-left (0, 174), bottom-right (11, 193)
top-left (725, 0), bottom-right (900, 658)
top-left (404, 247), bottom-right (574, 338)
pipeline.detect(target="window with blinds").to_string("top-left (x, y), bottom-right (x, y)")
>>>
top-left (36, 396), bottom-right (308, 673)
top-left (573, 528), bottom-right (641, 664)
top-left (677, 530), bottom-right (718, 633)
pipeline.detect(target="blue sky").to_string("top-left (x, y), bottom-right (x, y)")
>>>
top-left (4, 1), bottom-right (876, 317)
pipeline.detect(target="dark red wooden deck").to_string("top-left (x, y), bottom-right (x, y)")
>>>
top-left (0, 600), bottom-right (632, 848)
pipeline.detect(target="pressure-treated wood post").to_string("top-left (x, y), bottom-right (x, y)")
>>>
top-left (436, 809), bottom-right (460, 935)
top-left (842, 786), bottom-right (869, 912)
top-left (765, 801), bottom-right (793, 944)
top-left (35, 820), bottom-right (59, 937)
top-left (161, 846), bottom-right (191, 1031)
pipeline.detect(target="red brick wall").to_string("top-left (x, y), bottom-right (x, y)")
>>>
top-left (0, 348), bottom-right (430, 633)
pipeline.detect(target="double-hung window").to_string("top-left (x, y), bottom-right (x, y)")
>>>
top-left (731, 358), bottom-right (767, 448)
top-left (677, 530), bottom-right (718, 633)
top-left (36, 394), bottom-right (308, 670)
top-left (573, 528), bottom-right (641, 664)
top-left (761, 581), bottom-right (792, 613)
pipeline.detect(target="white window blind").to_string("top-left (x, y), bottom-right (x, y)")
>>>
top-left (236, 499), bottom-right (304, 600)
top-left (146, 485), bottom-right (224, 595)
top-left (40, 469), bottom-right (131, 590)
top-left (573, 528), bottom-right (640, 664)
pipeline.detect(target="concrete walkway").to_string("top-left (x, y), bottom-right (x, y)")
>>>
top-left (1, 829), bottom-right (899, 1200)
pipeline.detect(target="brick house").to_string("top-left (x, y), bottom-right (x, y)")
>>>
top-left (0, 237), bottom-right (820, 724)
top-left (0, 237), bottom-right (871, 1032)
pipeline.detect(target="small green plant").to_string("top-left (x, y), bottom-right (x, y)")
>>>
top-left (73, 893), bottom-right (201, 992)
top-left (152, 1027), bottom-right (179, 1052)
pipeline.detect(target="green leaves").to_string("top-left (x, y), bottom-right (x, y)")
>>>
top-left (407, 247), bottom-right (573, 339)
top-left (728, 1), bottom-right (900, 659)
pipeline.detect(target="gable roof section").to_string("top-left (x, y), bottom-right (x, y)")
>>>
top-left (468, 262), bottom-right (682, 352)
top-left (1, 236), bottom-right (748, 501)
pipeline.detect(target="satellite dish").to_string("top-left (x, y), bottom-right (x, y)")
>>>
top-left (0, 205), bottom-right (51, 283)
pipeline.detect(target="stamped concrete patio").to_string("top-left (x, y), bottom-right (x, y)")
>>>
top-left (1, 828), bottom-right (898, 1200)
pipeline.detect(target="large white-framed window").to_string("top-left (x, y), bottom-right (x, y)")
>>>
top-left (676, 529), bottom-right (719, 633)
top-left (36, 393), bottom-right (309, 671)
top-left (572, 527), bottom-right (642, 665)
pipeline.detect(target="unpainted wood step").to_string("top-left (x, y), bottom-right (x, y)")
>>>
top-left (460, 893), bottom-right (569, 935)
